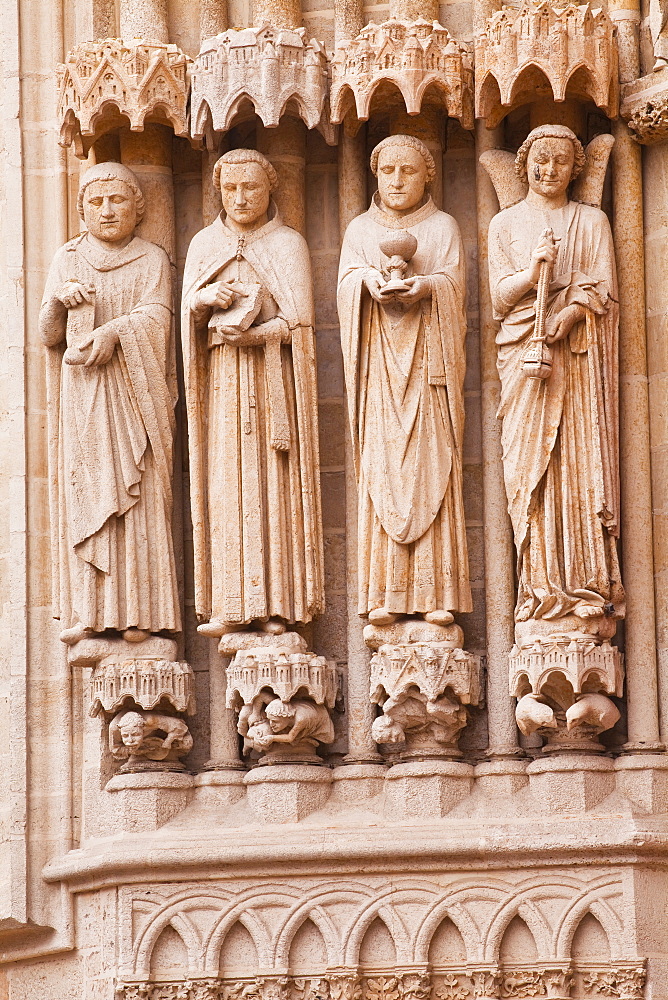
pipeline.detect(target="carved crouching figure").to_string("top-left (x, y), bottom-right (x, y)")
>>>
top-left (40, 162), bottom-right (180, 646)
top-left (109, 709), bottom-right (193, 770)
top-left (239, 694), bottom-right (335, 764)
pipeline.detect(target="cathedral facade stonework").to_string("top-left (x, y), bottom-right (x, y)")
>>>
top-left (1, 0), bottom-right (668, 996)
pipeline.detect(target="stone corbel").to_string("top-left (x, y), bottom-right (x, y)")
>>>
top-left (330, 19), bottom-right (474, 130)
top-left (57, 39), bottom-right (191, 158)
top-left (621, 65), bottom-right (668, 143)
top-left (474, 1), bottom-right (618, 126)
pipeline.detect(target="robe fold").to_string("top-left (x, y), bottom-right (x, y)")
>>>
top-left (488, 199), bottom-right (624, 620)
top-left (338, 195), bottom-right (471, 616)
top-left (42, 234), bottom-right (180, 633)
top-left (181, 209), bottom-right (324, 625)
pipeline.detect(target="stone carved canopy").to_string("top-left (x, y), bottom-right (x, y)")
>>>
top-left (190, 25), bottom-right (331, 142)
top-left (57, 39), bottom-right (190, 156)
top-left (475, 2), bottom-right (618, 126)
top-left (330, 19), bottom-right (474, 129)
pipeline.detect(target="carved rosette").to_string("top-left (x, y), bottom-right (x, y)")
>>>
top-left (621, 67), bottom-right (668, 144)
top-left (226, 647), bottom-right (340, 764)
top-left (369, 633), bottom-right (482, 759)
top-left (510, 620), bottom-right (624, 751)
top-left (330, 19), bottom-right (474, 129)
top-left (57, 39), bottom-right (190, 156)
top-left (475, 2), bottom-right (618, 126)
top-left (190, 25), bottom-right (330, 141)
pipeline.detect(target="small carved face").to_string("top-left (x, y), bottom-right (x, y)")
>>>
top-left (83, 179), bottom-right (137, 243)
top-left (376, 145), bottom-right (428, 214)
top-left (119, 719), bottom-right (145, 748)
top-left (219, 161), bottom-right (271, 227)
top-left (526, 137), bottom-right (575, 198)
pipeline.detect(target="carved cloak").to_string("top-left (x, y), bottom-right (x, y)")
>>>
top-left (181, 211), bottom-right (324, 625)
top-left (338, 195), bottom-right (471, 616)
top-left (42, 234), bottom-right (180, 633)
top-left (488, 199), bottom-right (623, 619)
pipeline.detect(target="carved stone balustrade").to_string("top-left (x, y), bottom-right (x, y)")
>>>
top-left (330, 19), bottom-right (474, 129)
top-left (621, 65), bottom-right (668, 144)
top-left (57, 39), bottom-right (190, 156)
top-left (368, 623), bottom-right (482, 760)
top-left (226, 646), bottom-right (340, 764)
top-left (190, 25), bottom-right (330, 142)
top-left (510, 619), bottom-right (624, 752)
top-left (475, 2), bottom-right (618, 126)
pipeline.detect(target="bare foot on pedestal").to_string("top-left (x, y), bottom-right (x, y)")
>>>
top-left (197, 619), bottom-right (240, 638)
top-left (574, 604), bottom-right (604, 619)
top-left (59, 622), bottom-right (94, 645)
top-left (258, 618), bottom-right (286, 635)
top-left (123, 628), bottom-right (150, 643)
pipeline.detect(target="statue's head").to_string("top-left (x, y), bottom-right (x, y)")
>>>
top-left (213, 148), bottom-right (277, 228)
top-left (265, 698), bottom-right (296, 733)
top-left (515, 125), bottom-right (586, 200)
top-left (77, 162), bottom-right (144, 244)
top-left (117, 711), bottom-right (146, 748)
top-left (371, 134), bottom-right (436, 215)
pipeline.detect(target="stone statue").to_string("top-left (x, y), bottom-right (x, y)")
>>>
top-left (40, 162), bottom-right (180, 645)
top-left (337, 134), bottom-right (471, 631)
top-left (109, 709), bottom-right (192, 767)
top-left (487, 124), bottom-right (624, 630)
top-left (484, 125), bottom-right (624, 750)
top-left (182, 148), bottom-right (324, 640)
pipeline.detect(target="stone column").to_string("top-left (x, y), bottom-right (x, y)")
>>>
top-left (258, 118), bottom-right (307, 236)
top-left (609, 0), bottom-right (664, 751)
top-left (119, 124), bottom-right (176, 264)
top-left (200, 0), bottom-right (228, 39)
top-left (252, 0), bottom-right (301, 28)
top-left (119, 0), bottom-right (168, 41)
top-left (337, 127), bottom-right (382, 767)
top-left (390, 0), bottom-right (438, 20)
top-left (474, 121), bottom-right (522, 759)
top-left (335, 0), bottom-right (364, 47)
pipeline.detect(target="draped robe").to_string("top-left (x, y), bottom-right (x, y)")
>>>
top-left (338, 196), bottom-right (471, 616)
top-left (488, 199), bottom-right (624, 620)
top-left (42, 234), bottom-right (180, 633)
top-left (181, 210), bottom-right (324, 626)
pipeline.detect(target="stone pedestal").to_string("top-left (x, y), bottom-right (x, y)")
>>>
top-left (330, 763), bottom-right (388, 805)
top-left (474, 758), bottom-right (529, 797)
top-left (105, 771), bottom-right (194, 832)
top-left (510, 616), bottom-right (624, 753)
top-left (245, 765), bottom-right (333, 823)
top-left (384, 759), bottom-right (474, 818)
top-left (194, 769), bottom-right (247, 809)
top-left (526, 755), bottom-right (615, 814)
top-left (614, 755), bottom-right (668, 813)
top-left (368, 622), bottom-right (482, 761)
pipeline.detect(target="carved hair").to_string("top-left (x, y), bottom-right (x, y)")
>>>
top-left (77, 162), bottom-right (145, 221)
top-left (213, 148), bottom-right (278, 192)
top-left (370, 134), bottom-right (436, 186)
top-left (116, 711), bottom-right (145, 731)
top-left (265, 698), bottom-right (296, 720)
top-left (514, 125), bottom-right (586, 180)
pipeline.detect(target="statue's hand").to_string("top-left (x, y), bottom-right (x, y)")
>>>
top-left (528, 237), bottom-right (559, 285)
top-left (545, 303), bottom-right (586, 344)
top-left (57, 281), bottom-right (94, 310)
top-left (394, 275), bottom-right (432, 305)
top-left (223, 317), bottom-right (289, 347)
top-left (80, 324), bottom-right (120, 366)
top-left (364, 270), bottom-right (386, 303)
top-left (195, 281), bottom-right (236, 311)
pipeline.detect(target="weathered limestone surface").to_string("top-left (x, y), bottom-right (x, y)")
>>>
top-left (2, 0), bottom-right (668, 995)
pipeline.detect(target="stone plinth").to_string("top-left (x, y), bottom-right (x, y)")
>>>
top-left (331, 18), bottom-right (474, 128)
top-left (190, 25), bottom-right (329, 141)
top-left (245, 764), bottom-right (333, 823)
top-left (527, 755), bottom-right (615, 813)
top-left (384, 759), bottom-right (474, 818)
top-left (105, 770), bottom-right (194, 831)
top-left (475, 1), bottom-right (618, 126)
top-left (57, 38), bottom-right (190, 157)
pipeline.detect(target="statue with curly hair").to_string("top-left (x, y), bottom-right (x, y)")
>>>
top-left (40, 162), bottom-right (180, 644)
top-left (338, 134), bottom-right (471, 629)
top-left (182, 148), bottom-right (324, 638)
top-left (487, 125), bottom-right (624, 627)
